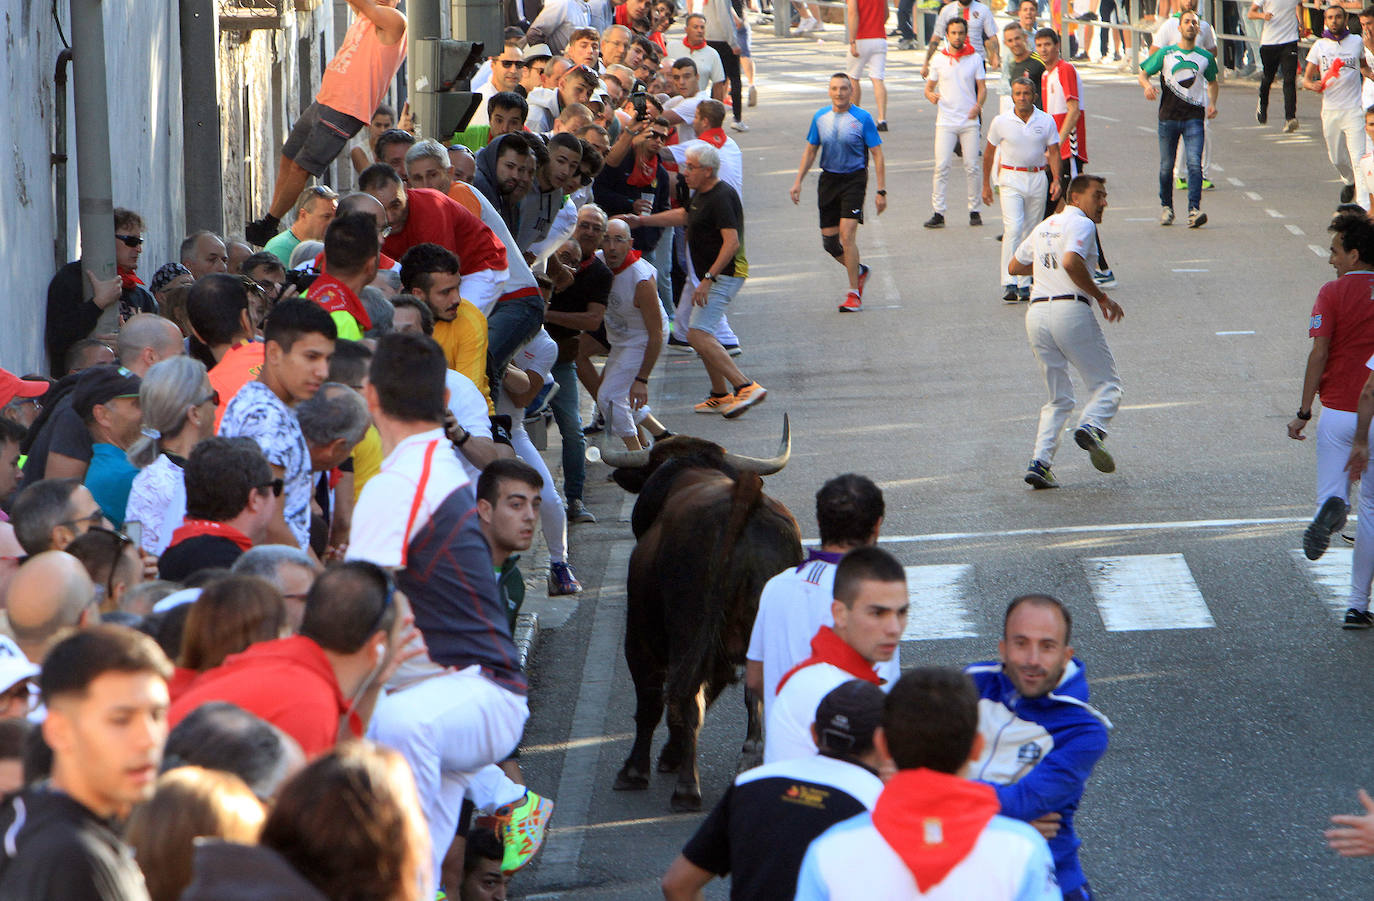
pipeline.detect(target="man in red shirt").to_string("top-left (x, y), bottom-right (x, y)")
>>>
top-left (1292, 213), bottom-right (1374, 628)
top-left (168, 561), bottom-right (414, 757)
top-left (846, 0), bottom-right (890, 129)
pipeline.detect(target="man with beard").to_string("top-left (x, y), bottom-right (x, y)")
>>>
top-left (964, 594), bottom-right (1111, 901)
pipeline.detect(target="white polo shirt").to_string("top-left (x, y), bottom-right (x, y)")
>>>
top-left (1306, 33), bottom-right (1365, 112)
top-left (928, 49), bottom-right (986, 128)
top-left (986, 108), bottom-right (1059, 172)
top-left (685, 43), bottom-right (726, 89)
top-left (1014, 205), bottom-right (1098, 300)
top-left (765, 662), bottom-right (857, 764)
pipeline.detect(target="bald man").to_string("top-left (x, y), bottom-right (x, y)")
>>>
top-left (6, 552), bottom-right (97, 664)
top-left (115, 314), bottom-right (185, 378)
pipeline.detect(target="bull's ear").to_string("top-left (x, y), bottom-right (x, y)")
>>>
top-left (613, 468), bottom-right (649, 493)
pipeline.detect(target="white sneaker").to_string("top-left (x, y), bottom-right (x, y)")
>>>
top-left (1160, 206), bottom-right (1174, 226)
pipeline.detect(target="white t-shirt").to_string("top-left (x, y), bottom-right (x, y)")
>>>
top-left (602, 256), bottom-right (664, 346)
top-left (664, 93), bottom-right (709, 144)
top-left (1361, 151), bottom-right (1374, 209)
top-left (986, 108), bottom-right (1059, 172)
top-left (494, 330), bottom-right (558, 431)
top-left (666, 137), bottom-right (744, 198)
top-left (686, 43), bottom-right (727, 88)
top-left (746, 556), bottom-right (901, 722)
top-left (1253, 0), bottom-right (1300, 45)
top-left (933, 1), bottom-right (998, 58)
top-left (1014, 205), bottom-right (1099, 300)
top-left (445, 369), bottom-right (492, 484)
top-left (1156, 13), bottom-right (1217, 52)
top-left (928, 50), bottom-right (986, 128)
top-left (765, 662), bottom-right (859, 764)
top-left (1306, 34), bottom-right (1365, 111)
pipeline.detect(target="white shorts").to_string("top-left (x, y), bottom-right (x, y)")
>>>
top-left (846, 38), bottom-right (888, 80)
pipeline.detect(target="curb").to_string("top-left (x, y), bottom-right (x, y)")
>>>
top-left (514, 611), bottom-right (539, 671)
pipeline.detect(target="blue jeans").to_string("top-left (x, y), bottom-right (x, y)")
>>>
top-left (549, 359), bottom-right (586, 502)
top-left (686, 274), bottom-right (744, 334)
top-left (1158, 117), bottom-right (1204, 212)
top-left (485, 296), bottom-right (545, 406)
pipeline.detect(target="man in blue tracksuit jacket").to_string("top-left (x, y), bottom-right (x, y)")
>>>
top-left (965, 593), bottom-right (1112, 901)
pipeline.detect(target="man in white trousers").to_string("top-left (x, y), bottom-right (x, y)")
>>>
top-left (1011, 174), bottom-right (1124, 490)
top-left (1289, 213), bottom-right (1374, 627)
top-left (1303, 4), bottom-right (1370, 206)
top-left (597, 219), bottom-right (670, 447)
top-left (923, 17), bottom-right (987, 229)
top-left (983, 77), bottom-right (1061, 303)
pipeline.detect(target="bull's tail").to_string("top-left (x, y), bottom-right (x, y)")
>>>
top-left (667, 472), bottom-right (764, 701)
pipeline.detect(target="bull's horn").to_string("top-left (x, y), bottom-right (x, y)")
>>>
top-left (599, 431), bottom-right (652, 469)
top-left (723, 413), bottom-right (791, 475)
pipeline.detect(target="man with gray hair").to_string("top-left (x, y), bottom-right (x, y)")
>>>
top-left (232, 545), bottom-right (319, 631)
top-left (294, 383), bottom-right (371, 555)
top-left (181, 231), bottom-right (230, 281)
top-left (601, 24), bottom-right (633, 66)
top-left (265, 185), bottom-right (339, 267)
top-left (625, 143), bottom-right (767, 418)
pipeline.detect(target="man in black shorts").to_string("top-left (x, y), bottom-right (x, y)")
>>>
top-left (789, 73), bottom-right (888, 313)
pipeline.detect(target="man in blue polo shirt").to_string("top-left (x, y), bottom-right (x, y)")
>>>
top-left (789, 73), bottom-right (887, 313)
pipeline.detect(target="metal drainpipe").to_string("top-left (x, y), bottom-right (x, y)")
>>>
top-left (70, 0), bottom-right (120, 337)
top-left (53, 50), bottom-right (71, 275)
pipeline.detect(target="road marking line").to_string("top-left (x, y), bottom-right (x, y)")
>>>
top-left (1123, 217), bottom-right (1157, 221)
top-left (1082, 554), bottom-right (1216, 631)
top-left (1172, 268), bottom-right (1208, 272)
top-left (1228, 177), bottom-right (1245, 186)
top-left (834, 515), bottom-right (1312, 546)
top-left (1286, 224), bottom-right (1305, 236)
top-left (1212, 165), bottom-right (1225, 172)
top-left (522, 733), bottom-right (635, 755)
top-left (1096, 114), bottom-right (1121, 122)
top-left (1266, 208), bottom-right (1285, 218)
top-left (1291, 548), bottom-right (1354, 614)
top-left (901, 565), bottom-right (978, 641)
top-left (1245, 191), bottom-right (1262, 201)
top-left (1135, 125), bottom-right (1155, 133)
top-left (1310, 244), bottom-right (1328, 257)
top-left (1095, 670), bottom-right (1173, 684)
top-left (1216, 330), bottom-right (1255, 335)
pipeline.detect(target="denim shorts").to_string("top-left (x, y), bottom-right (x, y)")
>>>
top-left (687, 273), bottom-right (744, 334)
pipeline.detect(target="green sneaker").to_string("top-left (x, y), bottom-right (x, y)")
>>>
top-left (1175, 177), bottom-right (1186, 190)
top-left (1201, 179), bottom-right (1215, 191)
top-left (496, 791), bottom-right (554, 873)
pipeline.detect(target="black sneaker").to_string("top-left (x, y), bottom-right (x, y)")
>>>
top-left (876, 120), bottom-right (888, 132)
top-left (1304, 496), bottom-right (1349, 560)
top-left (923, 213), bottom-right (945, 229)
top-left (969, 212), bottom-right (982, 227)
top-left (1025, 460), bottom-right (1059, 489)
top-left (1256, 100), bottom-right (1266, 125)
top-left (1344, 607), bottom-right (1374, 630)
top-left (1073, 425), bottom-right (1115, 473)
top-left (1342, 183), bottom-right (1357, 204)
top-left (245, 215), bottom-right (281, 247)
top-left (566, 498), bottom-right (597, 524)
top-left (1003, 286), bottom-right (1019, 303)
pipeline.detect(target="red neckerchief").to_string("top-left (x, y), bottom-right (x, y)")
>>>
top-left (312, 250), bottom-right (399, 272)
top-left (609, 249), bottom-right (643, 274)
top-left (775, 626), bottom-right (883, 694)
top-left (627, 151), bottom-right (658, 187)
top-left (683, 36), bottom-right (707, 50)
top-left (118, 266), bottom-right (143, 292)
top-left (942, 41), bottom-right (977, 60)
top-left (870, 769), bottom-right (1000, 892)
top-left (169, 519), bottom-right (254, 552)
top-left (697, 127), bottom-right (728, 149)
top-left (306, 273), bottom-right (373, 330)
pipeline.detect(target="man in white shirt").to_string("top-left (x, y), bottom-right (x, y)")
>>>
top-left (680, 14), bottom-right (728, 101)
top-left (764, 546), bottom-right (907, 764)
top-left (1011, 175), bottom-right (1124, 490)
top-left (983, 77), bottom-right (1061, 303)
top-left (923, 17), bottom-right (987, 229)
top-left (1248, 0), bottom-right (1303, 131)
top-left (470, 46), bottom-right (527, 128)
top-left (746, 474), bottom-right (894, 725)
top-left (1304, 4), bottom-right (1371, 205)
top-left (526, 0), bottom-right (593, 54)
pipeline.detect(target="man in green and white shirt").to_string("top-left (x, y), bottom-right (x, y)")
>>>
top-left (1139, 10), bottom-right (1218, 229)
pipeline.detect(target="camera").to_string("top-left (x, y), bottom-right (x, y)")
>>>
top-left (630, 91), bottom-right (650, 122)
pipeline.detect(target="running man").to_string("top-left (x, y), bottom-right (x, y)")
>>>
top-left (1011, 174), bottom-right (1123, 489)
top-left (923, 18), bottom-right (986, 229)
top-left (790, 73), bottom-right (887, 313)
top-left (846, 0), bottom-right (890, 130)
top-left (1304, 4), bottom-right (1370, 206)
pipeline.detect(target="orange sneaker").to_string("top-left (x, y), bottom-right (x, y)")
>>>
top-left (694, 393), bottom-right (735, 413)
top-left (722, 382), bottom-right (767, 419)
top-left (839, 291), bottom-right (862, 312)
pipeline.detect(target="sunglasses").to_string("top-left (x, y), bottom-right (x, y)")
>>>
top-left (365, 570), bottom-right (397, 638)
top-left (307, 184), bottom-right (338, 199)
top-left (647, 131), bottom-right (670, 141)
top-left (115, 234), bottom-right (143, 248)
top-left (59, 510), bottom-right (107, 532)
top-left (497, 59), bottom-right (527, 68)
top-left (257, 478), bottom-right (284, 497)
top-left (196, 389), bottom-right (221, 408)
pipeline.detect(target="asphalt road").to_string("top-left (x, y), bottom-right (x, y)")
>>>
top-left (511, 24), bottom-right (1374, 900)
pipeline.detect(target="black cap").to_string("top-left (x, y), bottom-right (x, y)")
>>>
top-left (72, 365), bottom-right (142, 420)
top-left (814, 679), bottom-right (885, 756)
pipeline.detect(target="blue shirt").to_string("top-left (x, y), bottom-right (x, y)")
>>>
top-left (806, 105), bottom-right (882, 175)
top-left (85, 443), bottom-right (138, 528)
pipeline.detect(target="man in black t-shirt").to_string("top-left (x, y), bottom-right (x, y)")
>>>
top-left (625, 143), bottom-right (768, 419)
top-left (544, 205), bottom-right (614, 522)
top-left (1004, 23), bottom-right (1046, 108)
top-left (661, 680), bottom-right (887, 900)
top-left (0, 626), bottom-right (172, 900)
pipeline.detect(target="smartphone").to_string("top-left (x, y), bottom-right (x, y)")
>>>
top-left (124, 521), bottom-right (143, 548)
top-left (630, 91), bottom-right (650, 122)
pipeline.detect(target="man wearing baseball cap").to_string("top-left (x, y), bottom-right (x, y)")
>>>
top-left (0, 369), bottom-right (49, 420)
top-left (662, 680), bottom-right (886, 900)
top-left (71, 367), bottom-right (142, 527)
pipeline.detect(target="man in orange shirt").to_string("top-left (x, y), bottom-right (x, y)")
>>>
top-left (246, 0), bottom-right (407, 246)
top-left (186, 274), bottom-right (264, 431)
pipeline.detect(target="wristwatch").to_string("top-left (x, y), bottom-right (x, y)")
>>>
top-left (876, 189), bottom-right (887, 196)
top-left (1296, 409), bottom-right (1313, 421)
top-left (703, 273), bottom-right (715, 281)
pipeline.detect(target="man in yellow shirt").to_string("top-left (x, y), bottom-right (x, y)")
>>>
top-left (397, 243), bottom-right (492, 409)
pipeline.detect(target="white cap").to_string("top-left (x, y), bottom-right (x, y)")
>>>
top-left (0, 635), bottom-right (39, 691)
top-left (153, 587), bottom-right (202, 614)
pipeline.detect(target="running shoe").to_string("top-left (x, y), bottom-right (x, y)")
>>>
top-left (566, 499), bottom-right (597, 524)
top-left (494, 791), bottom-right (555, 873)
top-left (969, 212), bottom-right (982, 226)
top-left (1284, 118), bottom-right (1299, 132)
top-left (1073, 425), bottom-right (1115, 473)
top-left (857, 263), bottom-right (871, 295)
top-left (839, 291), bottom-right (862, 312)
top-left (923, 212), bottom-right (945, 229)
top-left (666, 335), bottom-right (696, 354)
top-left (694, 392), bottom-right (735, 413)
top-left (1344, 607), bottom-right (1374, 630)
top-left (1092, 269), bottom-right (1117, 288)
top-left (1024, 460), bottom-right (1058, 489)
top-left (731, 121), bottom-right (750, 132)
top-left (1017, 285), bottom-right (1030, 302)
top-left (722, 343), bottom-right (743, 357)
top-left (876, 120), bottom-right (888, 132)
top-left (1342, 183), bottom-right (1357, 204)
top-left (897, 38), bottom-right (916, 49)
top-left (1175, 177), bottom-right (1187, 190)
top-left (1304, 496), bottom-right (1349, 561)
top-left (548, 561), bottom-right (583, 595)
top-left (1003, 286), bottom-right (1019, 304)
top-left (748, 85), bottom-right (758, 106)
top-left (1160, 206), bottom-right (1175, 226)
top-left (722, 382), bottom-right (767, 419)
top-left (582, 407), bottom-right (605, 435)
top-left (1187, 208), bottom-right (1207, 228)
top-left (1201, 179), bottom-right (1214, 191)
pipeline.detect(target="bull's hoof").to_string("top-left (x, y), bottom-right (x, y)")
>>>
top-left (614, 765), bottom-right (649, 791)
top-left (656, 745), bottom-right (683, 774)
top-left (670, 787), bottom-right (703, 813)
top-left (736, 742), bottom-right (764, 774)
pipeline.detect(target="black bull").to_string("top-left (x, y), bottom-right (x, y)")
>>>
top-left (604, 418), bottom-right (802, 811)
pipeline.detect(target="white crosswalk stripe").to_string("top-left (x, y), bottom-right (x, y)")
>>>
top-left (1081, 554), bottom-right (1216, 632)
top-left (1291, 548), bottom-right (1354, 614)
top-left (901, 564), bottom-right (977, 641)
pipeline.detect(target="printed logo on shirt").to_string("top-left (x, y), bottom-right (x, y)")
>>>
top-left (1016, 741), bottom-right (1043, 765)
top-left (783, 784), bottom-right (832, 809)
top-left (1312, 313), bottom-right (1323, 330)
